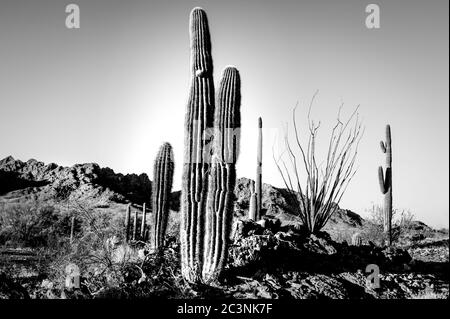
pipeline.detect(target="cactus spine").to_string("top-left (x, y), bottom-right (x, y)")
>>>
top-left (203, 67), bottom-right (241, 282)
top-left (152, 142), bottom-right (174, 250)
top-left (255, 117), bottom-right (263, 220)
top-left (378, 125), bottom-right (392, 245)
top-left (351, 233), bottom-right (363, 246)
top-left (125, 204), bottom-right (131, 242)
top-left (140, 202), bottom-right (147, 239)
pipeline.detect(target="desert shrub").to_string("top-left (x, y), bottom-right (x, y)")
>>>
top-left (0, 201), bottom-right (68, 248)
top-left (362, 204), bottom-right (416, 246)
top-left (45, 201), bottom-right (143, 296)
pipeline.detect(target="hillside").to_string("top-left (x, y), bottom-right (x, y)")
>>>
top-left (0, 156), bottom-right (364, 237)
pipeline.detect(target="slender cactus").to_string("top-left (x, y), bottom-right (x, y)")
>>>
top-left (140, 202), bottom-right (147, 239)
top-left (255, 117), bottom-right (263, 220)
top-left (133, 208), bottom-right (138, 241)
top-left (351, 232), bottom-right (363, 246)
top-left (152, 142), bottom-right (174, 250)
top-left (125, 204), bottom-right (131, 242)
top-left (248, 180), bottom-right (257, 220)
top-left (180, 7), bottom-right (215, 283)
top-left (378, 125), bottom-right (392, 245)
top-left (203, 67), bottom-right (241, 283)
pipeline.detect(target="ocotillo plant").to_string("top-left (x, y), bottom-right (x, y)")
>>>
top-left (351, 232), bottom-right (363, 246)
top-left (248, 180), bottom-right (257, 220)
top-left (140, 202), bottom-right (147, 239)
top-left (203, 66), bottom-right (241, 283)
top-left (124, 204), bottom-right (131, 242)
top-left (152, 142), bottom-right (174, 250)
top-left (255, 117), bottom-right (263, 220)
top-left (181, 7), bottom-right (215, 283)
top-left (378, 124), bottom-right (392, 245)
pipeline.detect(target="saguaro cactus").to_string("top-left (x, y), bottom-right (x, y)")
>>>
top-left (124, 204), bottom-right (131, 242)
top-left (152, 142), bottom-right (174, 250)
top-left (248, 180), bottom-right (257, 220)
top-left (255, 117), bottom-right (263, 220)
top-left (180, 7), bottom-right (215, 283)
top-left (378, 124), bottom-right (392, 245)
top-left (133, 209), bottom-right (138, 241)
top-left (140, 202), bottom-right (147, 239)
top-left (351, 233), bottom-right (363, 246)
top-left (203, 67), bottom-right (241, 283)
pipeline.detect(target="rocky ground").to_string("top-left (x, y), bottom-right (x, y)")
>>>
top-left (0, 156), bottom-right (448, 299)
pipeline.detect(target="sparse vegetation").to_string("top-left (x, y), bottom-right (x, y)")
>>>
top-left (362, 204), bottom-right (417, 246)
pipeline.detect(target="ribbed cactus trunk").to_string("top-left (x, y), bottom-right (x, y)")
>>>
top-left (152, 143), bottom-right (174, 250)
top-left (203, 67), bottom-right (241, 283)
top-left (248, 180), bottom-right (257, 220)
top-left (378, 125), bottom-right (392, 245)
top-left (255, 117), bottom-right (263, 220)
top-left (125, 204), bottom-right (131, 242)
top-left (132, 209), bottom-right (138, 241)
top-left (140, 202), bottom-right (147, 239)
top-left (181, 7), bottom-right (215, 283)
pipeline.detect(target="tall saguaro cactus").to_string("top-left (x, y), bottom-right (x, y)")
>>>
top-left (181, 8), bottom-right (242, 284)
top-left (255, 117), bottom-right (263, 220)
top-left (181, 7), bottom-right (215, 283)
top-left (378, 124), bottom-right (392, 245)
top-left (203, 67), bottom-right (241, 283)
top-left (152, 142), bottom-right (174, 250)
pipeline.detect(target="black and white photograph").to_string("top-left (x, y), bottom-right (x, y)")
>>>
top-left (0, 0), bottom-right (448, 309)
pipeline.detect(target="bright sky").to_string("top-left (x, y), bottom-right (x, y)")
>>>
top-left (0, 0), bottom-right (448, 227)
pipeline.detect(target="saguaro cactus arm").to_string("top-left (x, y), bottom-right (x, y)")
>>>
top-left (378, 166), bottom-right (387, 194)
top-left (203, 66), bottom-right (241, 283)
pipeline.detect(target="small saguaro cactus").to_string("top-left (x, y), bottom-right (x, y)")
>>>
top-left (124, 204), bottom-right (131, 242)
top-left (255, 117), bottom-right (263, 220)
top-left (351, 233), bottom-right (363, 246)
top-left (378, 124), bottom-right (392, 245)
top-left (203, 66), bottom-right (241, 283)
top-left (152, 142), bottom-right (174, 251)
top-left (140, 202), bottom-right (147, 239)
top-left (248, 180), bottom-right (257, 220)
top-left (133, 209), bottom-right (138, 241)
top-left (181, 7), bottom-right (216, 283)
